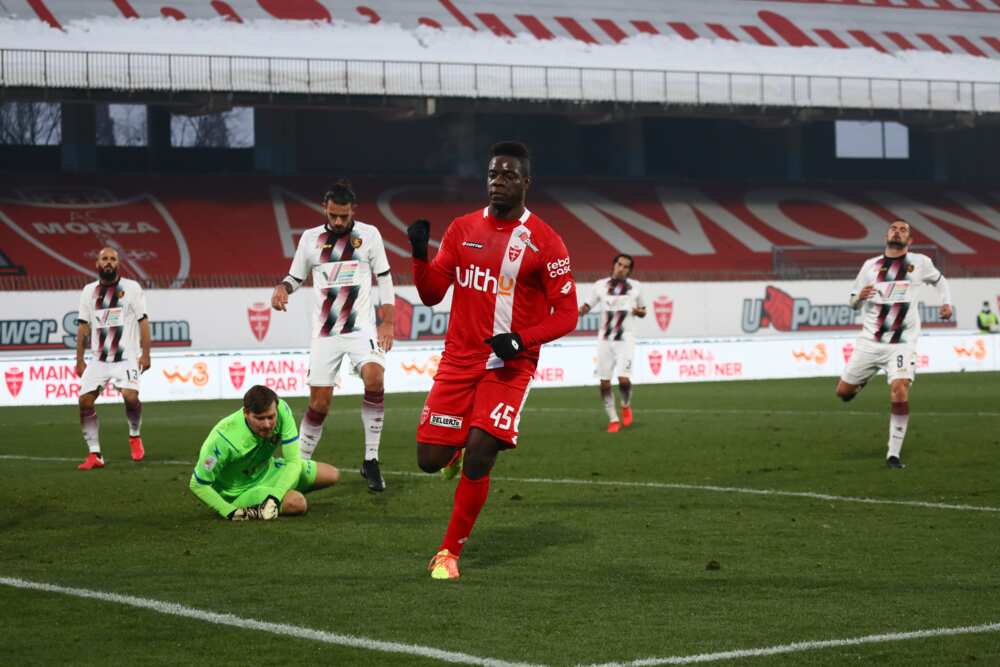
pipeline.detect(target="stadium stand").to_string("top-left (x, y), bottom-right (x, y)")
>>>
top-left (10, 0), bottom-right (1000, 59)
top-left (3, 178), bottom-right (1000, 289)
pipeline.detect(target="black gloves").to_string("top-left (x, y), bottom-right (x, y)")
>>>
top-left (485, 332), bottom-right (524, 360)
top-left (407, 219), bottom-right (430, 260)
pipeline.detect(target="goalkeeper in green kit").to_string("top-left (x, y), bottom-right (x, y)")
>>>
top-left (190, 385), bottom-right (340, 520)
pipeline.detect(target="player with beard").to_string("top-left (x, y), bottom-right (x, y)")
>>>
top-left (579, 254), bottom-right (647, 432)
top-left (406, 141), bottom-right (579, 580)
top-left (76, 246), bottom-right (151, 469)
top-left (272, 180), bottom-right (395, 492)
top-left (835, 220), bottom-right (953, 469)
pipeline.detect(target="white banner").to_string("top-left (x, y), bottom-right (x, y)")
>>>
top-left (2, 279), bottom-right (998, 353)
top-left (0, 333), bottom-right (996, 407)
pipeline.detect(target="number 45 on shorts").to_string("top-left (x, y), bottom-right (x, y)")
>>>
top-left (490, 402), bottom-right (516, 430)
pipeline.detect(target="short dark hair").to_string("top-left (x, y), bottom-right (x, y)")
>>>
top-left (613, 253), bottom-right (635, 272)
top-left (323, 179), bottom-right (357, 206)
top-left (490, 141), bottom-right (531, 177)
top-left (243, 385), bottom-right (278, 414)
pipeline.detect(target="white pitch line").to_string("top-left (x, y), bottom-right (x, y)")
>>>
top-left (478, 474), bottom-right (1000, 514)
top-left (2, 455), bottom-right (999, 514)
top-left (0, 576), bottom-right (542, 667)
top-left (582, 621), bottom-right (1000, 666)
top-left (524, 407), bottom-right (1000, 418)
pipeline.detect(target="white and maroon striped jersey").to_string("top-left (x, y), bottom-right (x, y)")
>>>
top-left (584, 277), bottom-right (645, 342)
top-left (77, 278), bottom-right (147, 363)
top-left (850, 252), bottom-right (951, 345)
top-left (285, 221), bottom-right (391, 340)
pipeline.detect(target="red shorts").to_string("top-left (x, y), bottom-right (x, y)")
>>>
top-left (417, 363), bottom-right (534, 448)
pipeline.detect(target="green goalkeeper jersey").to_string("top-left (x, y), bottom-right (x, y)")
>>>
top-left (189, 398), bottom-right (301, 518)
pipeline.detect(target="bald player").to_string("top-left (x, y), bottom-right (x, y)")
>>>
top-left (75, 247), bottom-right (152, 470)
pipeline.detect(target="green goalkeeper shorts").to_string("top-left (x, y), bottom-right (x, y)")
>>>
top-left (230, 459), bottom-right (318, 509)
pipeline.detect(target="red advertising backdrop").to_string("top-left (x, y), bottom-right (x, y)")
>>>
top-left (3, 178), bottom-right (1000, 286)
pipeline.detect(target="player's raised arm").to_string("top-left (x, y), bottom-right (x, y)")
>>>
top-left (409, 219), bottom-right (458, 306)
top-left (518, 235), bottom-right (578, 349)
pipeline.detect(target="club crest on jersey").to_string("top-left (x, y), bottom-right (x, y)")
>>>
top-left (508, 245), bottom-right (523, 262)
top-left (351, 237), bottom-right (363, 249)
top-left (116, 290), bottom-right (125, 298)
top-left (518, 231), bottom-right (539, 253)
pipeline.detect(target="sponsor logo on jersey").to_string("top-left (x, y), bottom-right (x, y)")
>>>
top-left (455, 264), bottom-right (514, 296)
top-left (508, 245), bottom-right (523, 262)
top-left (547, 257), bottom-right (571, 277)
top-left (247, 302), bottom-right (271, 342)
top-left (430, 413), bottom-right (463, 429)
top-left (4, 367), bottom-right (24, 397)
top-left (653, 296), bottom-right (673, 332)
top-left (647, 350), bottom-right (663, 376)
top-left (560, 281), bottom-right (573, 295)
top-left (228, 362), bottom-right (246, 390)
top-left (462, 241), bottom-right (484, 249)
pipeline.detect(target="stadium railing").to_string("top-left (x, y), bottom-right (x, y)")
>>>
top-left (2, 48), bottom-right (998, 113)
top-left (772, 244), bottom-right (953, 280)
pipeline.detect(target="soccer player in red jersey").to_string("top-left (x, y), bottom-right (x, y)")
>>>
top-left (406, 141), bottom-right (579, 580)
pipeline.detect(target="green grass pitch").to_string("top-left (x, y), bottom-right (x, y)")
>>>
top-left (1, 373), bottom-right (998, 666)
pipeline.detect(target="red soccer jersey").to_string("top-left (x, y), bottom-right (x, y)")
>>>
top-left (414, 206), bottom-right (578, 371)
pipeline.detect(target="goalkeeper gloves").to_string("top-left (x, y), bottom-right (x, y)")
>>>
top-left (485, 332), bottom-right (524, 360)
top-left (228, 495), bottom-right (280, 521)
top-left (407, 219), bottom-right (430, 260)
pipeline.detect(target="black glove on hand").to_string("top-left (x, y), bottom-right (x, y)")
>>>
top-left (407, 219), bottom-right (431, 260)
top-left (485, 332), bottom-right (524, 360)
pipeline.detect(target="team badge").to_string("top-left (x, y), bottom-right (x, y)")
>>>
top-left (647, 351), bottom-right (663, 376)
top-left (907, 263), bottom-right (914, 273)
top-left (246, 302), bottom-right (271, 342)
top-left (228, 362), bottom-right (246, 390)
top-left (4, 367), bottom-right (24, 397)
top-left (351, 237), bottom-right (363, 249)
top-left (508, 245), bottom-right (523, 262)
top-left (116, 290), bottom-right (125, 298)
top-left (653, 296), bottom-right (674, 332)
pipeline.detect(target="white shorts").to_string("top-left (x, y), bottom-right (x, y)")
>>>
top-left (308, 335), bottom-right (385, 387)
top-left (841, 338), bottom-right (917, 386)
top-left (596, 339), bottom-right (635, 380)
top-left (79, 359), bottom-right (141, 394)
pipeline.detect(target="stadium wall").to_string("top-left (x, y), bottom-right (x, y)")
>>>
top-left (0, 280), bottom-right (994, 354)
top-left (1, 332), bottom-right (996, 407)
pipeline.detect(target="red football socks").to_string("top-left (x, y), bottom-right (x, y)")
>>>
top-left (440, 471), bottom-right (490, 555)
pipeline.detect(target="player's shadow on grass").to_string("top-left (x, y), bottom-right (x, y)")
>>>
top-left (468, 520), bottom-right (590, 569)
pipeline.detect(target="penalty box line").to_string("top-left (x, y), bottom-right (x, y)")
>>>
top-left (2, 454), bottom-right (1000, 514)
top-left (0, 576), bottom-right (542, 667)
top-left (582, 621), bottom-right (1000, 666)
